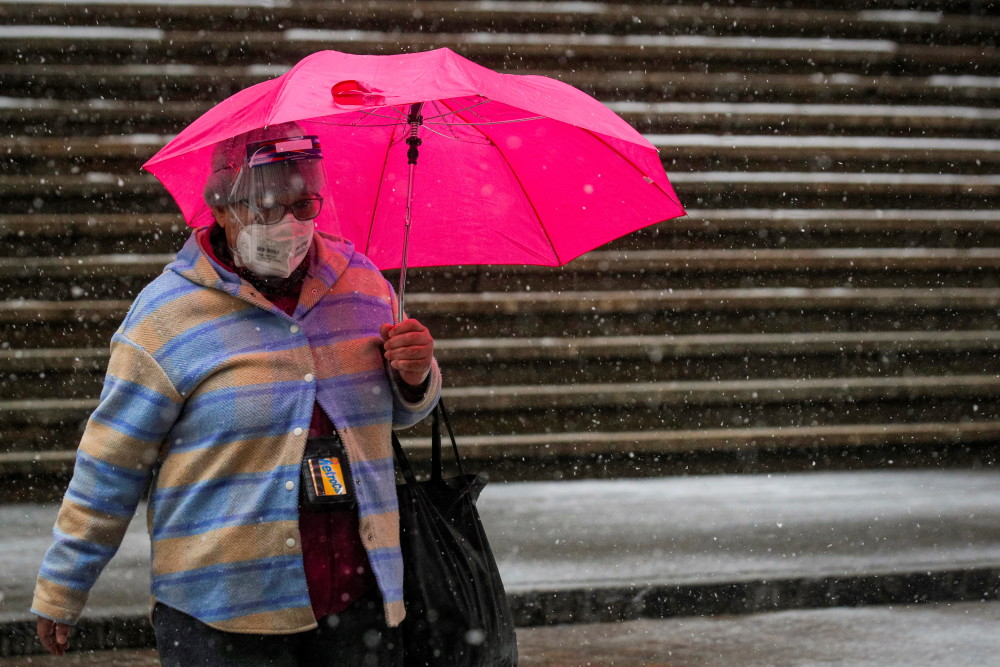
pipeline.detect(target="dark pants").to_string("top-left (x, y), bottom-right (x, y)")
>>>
top-left (153, 590), bottom-right (403, 667)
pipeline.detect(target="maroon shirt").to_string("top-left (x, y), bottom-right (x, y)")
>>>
top-left (197, 226), bottom-right (374, 618)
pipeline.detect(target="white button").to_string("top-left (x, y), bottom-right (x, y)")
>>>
top-left (286, 538), bottom-right (296, 548)
top-left (304, 373), bottom-right (314, 383)
top-left (290, 324), bottom-right (300, 333)
top-left (293, 427), bottom-right (304, 436)
top-left (285, 481), bottom-right (294, 491)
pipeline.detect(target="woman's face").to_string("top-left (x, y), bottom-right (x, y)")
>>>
top-left (213, 170), bottom-right (320, 248)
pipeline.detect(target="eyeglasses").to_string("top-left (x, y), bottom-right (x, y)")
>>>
top-left (237, 197), bottom-right (324, 225)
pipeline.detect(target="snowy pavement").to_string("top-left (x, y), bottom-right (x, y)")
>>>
top-left (2, 601), bottom-right (999, 666)
top-left (482, 469), bottom-right (1000, 592)
top-left (3, 469), bottom-right (1000, 625)
top-left (515, 600), bottom-right (1000, 667)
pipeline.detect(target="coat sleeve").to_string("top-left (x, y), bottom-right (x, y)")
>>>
top-left (385, 282), bottom-right (442, 429)
top-left (31, 332), bottom-right (183, 625)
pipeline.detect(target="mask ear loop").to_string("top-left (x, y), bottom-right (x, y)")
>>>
top-left (225, 165), bottom-right (257, 268)
top-left (229, 147), bottom-right (270, 226)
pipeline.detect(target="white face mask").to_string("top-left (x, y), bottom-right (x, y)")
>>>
top-left (234, 215), bottom-right (314, 278)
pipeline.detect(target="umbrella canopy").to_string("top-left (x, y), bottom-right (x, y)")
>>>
top-left (143, 47), bottom-right (685, 270)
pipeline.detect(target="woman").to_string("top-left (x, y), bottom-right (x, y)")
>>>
top-left (32, 123), bottom-right (441, 665)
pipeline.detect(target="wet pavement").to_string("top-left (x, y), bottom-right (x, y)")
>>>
top-left (516, 600), bottom-right (1000, 666)
top-left (2, 600), bottom-right (999, 666)
top-left (5, 470), bottom-right (1000, 620)
top-left (3, 470), bottom-right (1000, 659)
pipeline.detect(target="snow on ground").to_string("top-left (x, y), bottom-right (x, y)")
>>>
top-left (477, 470), bottom-right (1000, 591)
top-left (3, 470), bottom-right (1000, 618)
top-left (517, 601), bottom-right (1000, 667)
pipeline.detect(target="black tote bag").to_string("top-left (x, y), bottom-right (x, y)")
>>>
top-left (392, 402), bottom-right (518, 667)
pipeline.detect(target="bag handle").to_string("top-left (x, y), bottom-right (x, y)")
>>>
top-left (391, 431), bottom-right (418, 485)
top-left (392, 399), bottom-right (465, 485)
top-left (436, 399), bottom-right (465, 480)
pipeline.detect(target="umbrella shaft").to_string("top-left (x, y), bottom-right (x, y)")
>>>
top-left (397, 104), bottom-right (424, 324)
top-left (397, 160), bottom-right (416, 324)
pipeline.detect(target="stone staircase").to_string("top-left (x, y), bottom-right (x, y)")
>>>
top-left (2, 0), bottom-right (999, 499)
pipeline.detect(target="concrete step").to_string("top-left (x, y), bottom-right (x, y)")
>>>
top-left (5, 247), bottom-right (1000, 301)
top-left (2, 2), bottom-right (997, 46)
top-left (624, 208), bottom-right (1000, 250)
top-left (583, 0), bottom-right (998, 11)
top-left (5, 210), bottom-right (999, 256)
top-left (659, 135), bottom-right (1000, 173)
top-left (0, 214), bottom-right (188, 256)
top-left (7, 408), bottom-right (998, 464)
top-left (406, 247), bottom-right (1000, 292)
top-left (4, 172), bottom-right (999, 215)
top-left (5, 287), bottom-right (1000, 346)
top-left (3, 29), bottom-right (997, 76)
top-left (7, 134), bottom-right (1000, 175)
top-left (669, 171), bottom-right (1000, 209)
top-left (403, 421), bottom-right (1000, 465)
top-left (656, 0), bottom-right (998, 10)
top-left (8, 98), bottom-right (1000, 140)
top-left (3, 399), bottom-right (999, 495)
top-left (3, 373), bottom-right (998, 450)
top-left (5, 330), bottom-right (1000, 400)
top-left (616, 101), bottom-right (1000, 138)
top-left (3, 418), bottom-right (1000, 494)
top-left (4, 65), bottom-right (999, 107)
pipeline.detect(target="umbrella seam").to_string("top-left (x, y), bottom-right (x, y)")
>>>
top-left (264, 52), bottom-right (320, 128)
top-left (436, 96), bottom-right (561, 266)
top-left (365, 123), bottom-right (400, 256)
top-left (490, 142), bottom-right (561, 266)
top-left (582, 129), bottom-right (686, 213)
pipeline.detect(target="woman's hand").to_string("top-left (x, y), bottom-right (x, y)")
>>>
top-left (380, 318), bottom-right (434, 388)
top-left (37, 616), bottom-right (71, 656)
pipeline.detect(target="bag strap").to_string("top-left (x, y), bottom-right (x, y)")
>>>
top-left (430, 406), bottom-right (441, 482)
top-left (438, 398), bottom-right (465, 480)
top-left (391, 431), bottom-right (418, 485)
top-left (392, 399), bottom-right (465, 485)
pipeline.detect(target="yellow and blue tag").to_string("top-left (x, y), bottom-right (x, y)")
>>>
top-left (309, 456), bottom-right (349, 497)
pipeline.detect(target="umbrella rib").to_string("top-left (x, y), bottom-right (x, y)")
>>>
top-left (364, 125), bottom-right (400, 256)
top-left (439, 97), bottom-right (562, 266)
top-left (421, 98), bottom-right (490, 121)
top-left (581, 129), bottom-right (686, 212)
top-left (492, 146), bottom-right (562, 265)
top-left (314, 120), bottom-right (407, 128)
top-left (424, 117), bottom-right (545, 126)
top-left (313, 108), bottom-right (409, 128)
top-left (435, 96), bottom-right (562, 265)
top-left (420, 124), bottom-right (490, 144)
top-left (421, 99), bottom-right (545, 125)
top-left (358, 108), bottom-right (409, 121)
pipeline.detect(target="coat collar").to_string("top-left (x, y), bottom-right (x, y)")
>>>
top-left (167, 227), bottom-right (356, 319)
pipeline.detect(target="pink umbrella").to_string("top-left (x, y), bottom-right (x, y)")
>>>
top-left (142, 48), bottom-right (685, 319)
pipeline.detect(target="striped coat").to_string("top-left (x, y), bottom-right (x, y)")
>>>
top-left (31, 230), bottom-right (441, 633)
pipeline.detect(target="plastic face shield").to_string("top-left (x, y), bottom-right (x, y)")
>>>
top-left (227, 135), bottom-right (326, 228)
